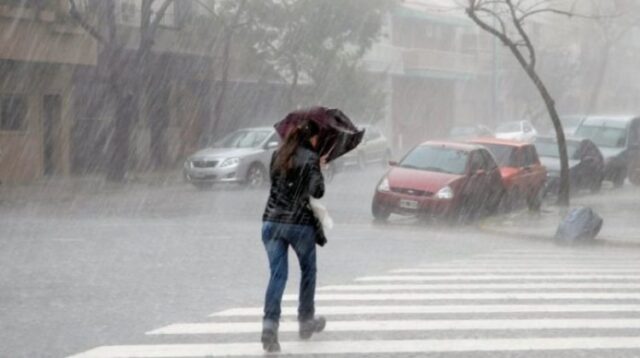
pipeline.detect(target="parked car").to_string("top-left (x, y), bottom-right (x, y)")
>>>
top-left (338, 124), bottom-right (392, 169)
top-left (448, 124), bottom-right (493, 139)
top-left (574, 115), bottom-right (640, 187)
top-left (469, 138), bottom-right (547, 211)
top-left (534, 136), bottom-right (604, 195)
top-left (559, 115), bottom-right (586, 136)
top-left (371, 141), bottom-right (504, 222)
top-left (183, 127), bottom-right (279, 189)
top-left (494, 120), bottom-right (537, 142)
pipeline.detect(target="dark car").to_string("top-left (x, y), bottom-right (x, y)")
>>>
top-left (535, 136), bottom-right (605, 196)
top-left (371, 141), bottom-right (504, 222)
top-left (574, 115), bottom-right (640, 187)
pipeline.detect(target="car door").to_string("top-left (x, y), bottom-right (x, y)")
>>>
top-left (464, 150), bottom-right (492, 211)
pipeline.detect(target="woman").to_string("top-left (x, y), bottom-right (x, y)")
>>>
top-left (261, 119), bottom-right (326, 353)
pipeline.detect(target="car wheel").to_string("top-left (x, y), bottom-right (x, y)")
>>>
top-left (246, 164), bottom-right (267, 188)
top-left (372, 202), bottom-right (391, 222)
top-left (612, 167), bottom-right (627, 188)
top-left (502, 188), bottom-right (523, 212)
top-left (527, 188), bottom-right (542, 212)
top-left (193, 182), bottom-right (213, 190)
top-left (590, 177), bottom-right (603, 193)
top-left (629, 162), bottom-right (640, 186)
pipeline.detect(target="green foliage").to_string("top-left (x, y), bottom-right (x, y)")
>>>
top-left (245, 0), bottom-right (394, 119)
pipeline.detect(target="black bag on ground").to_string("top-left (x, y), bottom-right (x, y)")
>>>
top-left (554, 207), bottom-right (603, 244)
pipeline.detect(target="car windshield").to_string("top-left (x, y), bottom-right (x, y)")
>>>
top-left (479, 143), bottom-right (516, 166)
top-left (575, 125), bottom-right (627, 148)
top-left (496, 122), bottom-right (521, 133)
top-left (400, 145), bottom-right (468, 175)
top-left (216, 130), bottom-right (271, 148)
top-left (535, 140), bottom-right (580, 159)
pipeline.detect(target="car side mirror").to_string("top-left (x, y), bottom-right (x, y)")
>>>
top-left (388, 160), bottom-right (398, 167)
top-left (266, 141), bottom-right (279, 149)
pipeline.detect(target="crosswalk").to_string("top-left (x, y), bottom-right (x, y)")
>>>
top-left (69, 249), bottom-right (640, 357)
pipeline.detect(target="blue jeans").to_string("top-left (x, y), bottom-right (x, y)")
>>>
top-left (262, 221), bottom-right (317, 324)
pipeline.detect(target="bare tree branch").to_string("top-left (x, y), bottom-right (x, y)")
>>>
top-left (506, 0), bottom-right (535, 68)
top-left (68, 0), bottom-right (106, 44)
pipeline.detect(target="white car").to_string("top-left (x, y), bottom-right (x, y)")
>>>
top-left (495, 120), bottom-right (537, 142)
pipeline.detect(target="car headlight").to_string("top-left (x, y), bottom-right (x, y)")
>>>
top-left (377, 177), bottom-right (390, 192)
top-left (220, 157), bottom-right (240, 168)
top-left (435, 186), bottom-right (454, 200)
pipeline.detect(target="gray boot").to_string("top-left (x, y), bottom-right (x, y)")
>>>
top-left (299, 316), bottom-right (326, 339)
top-left (261, 320), bottom-right (280, 352)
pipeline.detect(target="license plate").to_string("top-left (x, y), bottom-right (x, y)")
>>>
top-left (399, 199), bottom-right (419, 210)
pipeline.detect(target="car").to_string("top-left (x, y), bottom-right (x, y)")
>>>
top-left (183, 127), bottom-right (279, 189)
top-left (494, 120), bottom-right (537, 142)
top-left (338, 124), bottom-right (392, 169)
top-left (448, 124), bottom-right (494, 139)
top-left (469, 138), bottom-right (547, 211)
top-left (371, 141), bottom-right (504, 222)
top-left (559, 115), bottom-right (586, 136)
top-left (534, 136), bottom-right (604, 195)
top-left (574, 115), bottom-right (640, 187)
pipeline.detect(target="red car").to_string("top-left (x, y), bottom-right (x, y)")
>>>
top-left (372, 141), bottom-right (504, 222)
top-left (469, 138), bottom-right (547, 211)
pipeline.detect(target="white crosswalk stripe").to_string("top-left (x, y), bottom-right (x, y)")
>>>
top-left (68, 249), bottom-right (640, 357)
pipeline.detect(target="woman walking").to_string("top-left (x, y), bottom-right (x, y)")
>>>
top-left (261, 119), bottom-right (327, 352)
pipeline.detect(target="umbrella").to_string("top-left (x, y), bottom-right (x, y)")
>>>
top-left (274, 107), bottom-right (365, 163)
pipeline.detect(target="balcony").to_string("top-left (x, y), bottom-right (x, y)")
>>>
top-left (0, 0), bottom-right (97, 65)
top-left (402, 48), bottom-right (492, 78)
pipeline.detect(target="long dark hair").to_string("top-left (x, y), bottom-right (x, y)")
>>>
top-left (274, 119), bottom-right (320, 175)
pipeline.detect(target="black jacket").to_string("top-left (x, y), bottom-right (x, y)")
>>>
top-left (262, 145), bottom-right (325, 226)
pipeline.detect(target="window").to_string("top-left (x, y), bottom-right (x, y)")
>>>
top-left (400, 146), bottom-right (468, 175)
top-left (522, 146), bottom-right (538, 166)
top-left (468, 151), bottom-right (485, 172)
top-left (480, 149), bottom-right (497, 170)
top-left (1, 95), bottom-right (27, 131)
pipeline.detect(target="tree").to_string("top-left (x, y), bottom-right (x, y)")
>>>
top-left (69, 0), bottom-right (174, 181)
top-left (249, 0), bottom-right (392, 119)
top-left (585, 0), bottom-right (640, 113)
top-left (465, 0), bottom-right (579, 206)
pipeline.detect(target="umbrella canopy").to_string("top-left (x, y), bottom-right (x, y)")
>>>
top-left (274, 107), bottom-right (365, 163)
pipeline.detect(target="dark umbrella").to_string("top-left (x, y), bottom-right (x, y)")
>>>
top-left (274, 107), bottom-right (365, 163)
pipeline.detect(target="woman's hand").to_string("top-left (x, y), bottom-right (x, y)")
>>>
top-left (320, 154), bottom-right (329, 167)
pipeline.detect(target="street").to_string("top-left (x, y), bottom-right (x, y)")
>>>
top-left (2, 166), bottom-right (640, 357)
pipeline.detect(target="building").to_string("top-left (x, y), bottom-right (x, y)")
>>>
top-left (0, 0), bottom-right (97, 183)
top-left (362, 0), bottom-right (494, 153)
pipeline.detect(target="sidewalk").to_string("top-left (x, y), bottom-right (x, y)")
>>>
top-left (479, 185), bottom-right (640, 247)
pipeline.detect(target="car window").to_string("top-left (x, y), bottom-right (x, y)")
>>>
top-left (265, 133), bottom-right (281, 146)
top-left (218, 130), bottom-right (272, 148)
top-left (480, 149), bottom-right (497, 170)
top-left (400, 145), bottom-right (469, 175)
top-left (477, 143), bottom-right (517, 167)
top-left (630, 120), bottom-right (640, 147)
top-left (575, 125), bottom-right (627, 148)
top-left (468, 151), bottom-right (485, 172)
top-left (523, 145), bottom-right (537, 166)
top-left (535, 139), bottom-right (580, 159)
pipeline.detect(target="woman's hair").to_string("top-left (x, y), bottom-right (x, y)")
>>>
top-left (274, 119), bottom-right (320, 174)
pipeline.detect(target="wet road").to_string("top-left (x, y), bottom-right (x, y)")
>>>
top-left (2, 167), bottom-right (640, 357)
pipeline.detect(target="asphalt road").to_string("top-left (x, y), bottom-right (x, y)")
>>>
top-left (1, 166), bottom-right (640, 357)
